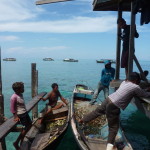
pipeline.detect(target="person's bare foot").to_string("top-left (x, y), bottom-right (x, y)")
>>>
top-left (13, 142), bottom-right (20, 150)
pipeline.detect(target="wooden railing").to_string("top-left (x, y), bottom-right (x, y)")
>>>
top-left (0, 92), bottom-right (47, 142)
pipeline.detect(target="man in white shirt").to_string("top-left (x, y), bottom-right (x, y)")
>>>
top-left (79, 72), bottom-right (150, 150)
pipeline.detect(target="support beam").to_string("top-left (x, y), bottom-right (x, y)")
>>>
top-left (115, 3), bottom-right (122, 80)
top-left (31, 63), bottom-right (38, 119)
top-left (128, 1), bottom-right (135, 77)
top-left (36, 0), bottom-right (72, 5)
top-left (0, 47), bottom-right (6, 150)
top-left (133, 55), bottom-right (148, 82)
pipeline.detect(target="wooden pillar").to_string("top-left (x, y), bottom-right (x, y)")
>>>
top-left (31, 63), bottom-right (38, 119)
top-left (115, 4), bottom-right (122, 80)
top-left (128, 1), bottom-right (135, 77)
top-left (0, 47), bottom-right (6, 150)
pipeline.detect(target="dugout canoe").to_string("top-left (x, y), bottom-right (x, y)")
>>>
top-left (20, 103), bottom-right (70, 150)
top-left (71, 84), bottom-right (133, 150)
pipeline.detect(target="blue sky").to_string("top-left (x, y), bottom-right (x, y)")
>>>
top-left (0, 0), bottom-right (150, 60)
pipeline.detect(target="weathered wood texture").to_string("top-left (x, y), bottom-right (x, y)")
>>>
top-left (36, 0), bottom-right (72, 5)
top-left (128, 1), bottom-right (135, 77)
top-left (32, 63), bottom-right (38, 119)
top-left (0, 92), bottom-right (46, 141)
top-left (115, 8), bottom-right (122, 80)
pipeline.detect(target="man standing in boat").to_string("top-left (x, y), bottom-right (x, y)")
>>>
top-left (79, 72), bottom-right (150, 150)
top-left (40, 83), bottom-right (68, 123)
top-left (90, 60), bottom-right (115, 105)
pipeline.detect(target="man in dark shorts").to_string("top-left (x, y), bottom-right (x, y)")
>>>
top-left (118, 18), bottom-right (139, 77)
top-left (10, 82), bottom-right (32, 150)
top-left (40, 83), bottom-right (68, 123)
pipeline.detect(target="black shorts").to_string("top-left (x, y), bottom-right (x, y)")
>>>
top-left (18, 112), bottom-right (32, 130)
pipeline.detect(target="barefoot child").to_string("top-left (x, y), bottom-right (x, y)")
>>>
top-left (10, 82), bottom-right (32, 150)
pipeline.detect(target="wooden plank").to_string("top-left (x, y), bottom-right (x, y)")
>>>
top-left (0, 92), bottom-right (46, 141)
top-left (30, 133), bottom-right (50, 150)
top-left (32, 63), bottom-right (38, 119)
top-left (36, 0), bottom-right (72, 5)
top-left (52, 106), bottom-right (68, 115)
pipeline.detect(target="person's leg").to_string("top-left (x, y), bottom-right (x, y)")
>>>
top-left (81, 98), bottom-right (109, 123)
top-left (106, 103), bottom-right (120, 145)
top-left (39, 107), bottom-right (52, 124)
top-left (14, 113), bottom-right (32, 150)
top-left (90, 82), bottom-right (103, 104)
top-left (125, 67), bottom-right (128, 78)
top-left (103, 87), bottom-right (109, 99)
top-left (52, 102), bottom-right (64, 110)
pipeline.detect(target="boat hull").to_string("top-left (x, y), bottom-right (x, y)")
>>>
top-left (20, 104), bottom-right (70, 150)
top-left (71, 84), bottom-right (133, 150)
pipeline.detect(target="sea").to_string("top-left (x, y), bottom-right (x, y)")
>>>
top-left (2, 58), bottom-right (150, 150)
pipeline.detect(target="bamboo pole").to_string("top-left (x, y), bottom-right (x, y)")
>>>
top-left (128, 1), bottom-right (135, 77)
top-left (0, 47), bottom-right (6, 150)
top-left (31, 63), bottom-right (38, 119)
top-left (115, 3), bottom-right (122, 80)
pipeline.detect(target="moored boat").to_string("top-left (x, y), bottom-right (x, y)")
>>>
top-left (96, 59), bottom-right (116, 63)
top-left (63, 58), bottom-right (78, 62)
top-left (3, 58), bottom-right (16, 61)
top-left (20, 103), bottom-right (70, 150)
top-left (71, 84), bottom-right (133, 150)
top-left (43, 58), bottom-right (54, 61)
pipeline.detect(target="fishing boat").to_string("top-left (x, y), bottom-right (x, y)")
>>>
top-left (20, 103), bottom-right (70, 150)
top-left (71, 84), bottom-right (133, 150)
top-left (63, 58), bottom-right (78, 62)
top-left (96, 59), bottom-right (116, 63)
top-left (43, 58), bottom-right (54, 61)
top-left (3, 58), bottom-right (16, 61)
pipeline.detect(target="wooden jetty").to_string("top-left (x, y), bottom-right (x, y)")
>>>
top-left (92, 0), bottom-right (150, 119)
top-left (0, 92), bottom-right (46, 141)
top-left (0, 56), bottom-right (47, 150)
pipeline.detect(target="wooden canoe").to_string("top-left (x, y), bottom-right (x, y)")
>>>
top-left (20, 104), bottom-right (70, 150)
top-left (71, 84), bottom-right (133, 150)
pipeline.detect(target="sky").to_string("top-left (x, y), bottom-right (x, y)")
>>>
top-left (0, 0), bottom-right (150, 60)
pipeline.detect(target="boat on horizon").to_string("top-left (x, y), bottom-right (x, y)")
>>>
top-left (3, 58), bottom-right (16, 61)
top-left (63, 58), bottom-right (78, 62)
top-left (71, 84), bottom-right (133, 150)
top-left (43, 58), bottom-right (54, 61)
top-left (96, 59), bottom-right (116, 63)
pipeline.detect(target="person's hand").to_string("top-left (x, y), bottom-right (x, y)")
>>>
top-left (79, 119), bottom-right (84, 124)
top-left (14, 116), bottom-right (20, 122)
top-left (39, 97), bottom-right (43, 100)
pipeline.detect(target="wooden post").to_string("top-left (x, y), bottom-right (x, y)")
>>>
top-left (0, 47), bottom-right (6, 150)
top-left (115, 3), bottom-right (122, 80)
top-left (31, 63), bottom-right (38, 119)
top-left (133, 55), bottom-right (148, 82)
top-left (128, 1), bottom-right (135, 77)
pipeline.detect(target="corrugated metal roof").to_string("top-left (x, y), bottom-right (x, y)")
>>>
top-left (93, 0), bottom-right (132, 11)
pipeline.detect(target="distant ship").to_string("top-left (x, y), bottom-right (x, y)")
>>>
top-left (96, 59), bottom-right (116, 63)
top-left (43, 58), bottom-right (54, 61)
top-left (63, 58), bottom-right (78, 62)
top-left (3, 58), bottom-right (16, 61)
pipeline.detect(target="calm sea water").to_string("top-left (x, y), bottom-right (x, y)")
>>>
top-left (2, 58), bottom-right (150, 150)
